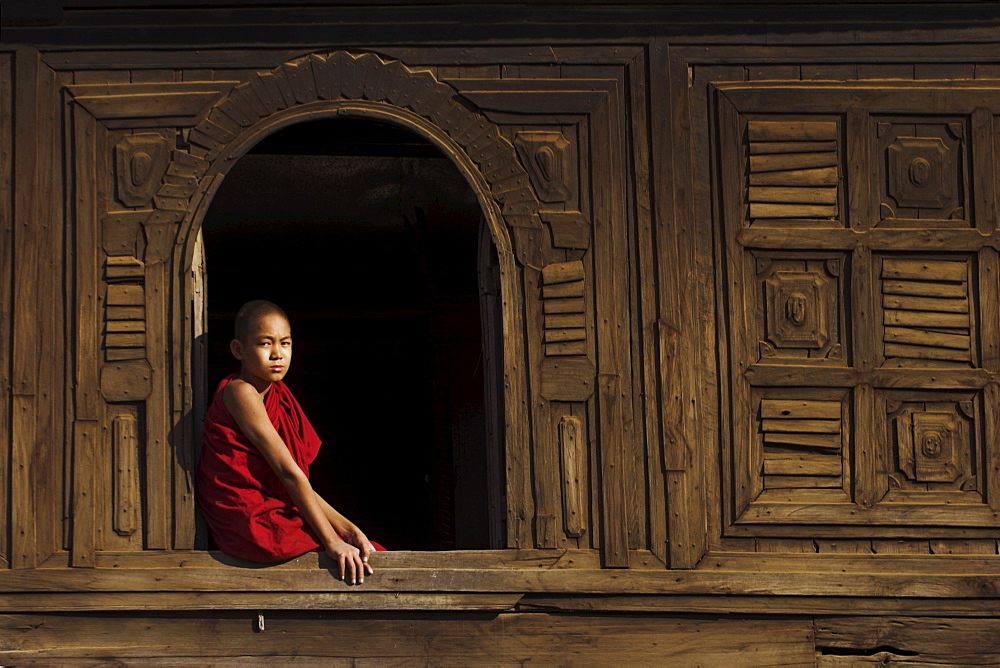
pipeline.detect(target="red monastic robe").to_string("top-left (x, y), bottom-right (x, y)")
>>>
top-left (197, 374), bottom-right (381, 562)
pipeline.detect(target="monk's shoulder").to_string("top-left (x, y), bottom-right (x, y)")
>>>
top-left (223, 379), bottom-right (264, 412)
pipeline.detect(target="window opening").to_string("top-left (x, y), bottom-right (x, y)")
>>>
top-left (200, 118), bottom-right (503, 550)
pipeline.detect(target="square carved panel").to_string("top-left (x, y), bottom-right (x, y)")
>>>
top-left (885, 392), bottom-right (980, 497)
top-left (754, 255), bottom-right (846, 363)
top-left (757, 395), bottom-right (846, 492)
top-left (877, 118), bottom-right (969, 226)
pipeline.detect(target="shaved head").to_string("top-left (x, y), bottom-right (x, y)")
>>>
top-left (234, 300), bottom-right (289, 342)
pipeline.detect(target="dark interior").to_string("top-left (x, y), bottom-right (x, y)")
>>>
top-left (200, 117), bottom-right (501, 551)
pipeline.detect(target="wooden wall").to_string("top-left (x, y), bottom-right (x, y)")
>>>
top-left (1, 1), bottom-right (999, 663)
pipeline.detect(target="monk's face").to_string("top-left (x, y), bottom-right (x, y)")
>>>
top-left (231, 312), bottom-right (292, 391)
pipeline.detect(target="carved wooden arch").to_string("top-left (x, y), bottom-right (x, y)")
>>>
top-left (165, 50), bottom-right (546, 265)
top-left (161, 50), bottom-right (538, 548)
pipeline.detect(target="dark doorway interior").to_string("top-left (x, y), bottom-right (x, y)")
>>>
top-left (200, 118), bottom-right (500, 550)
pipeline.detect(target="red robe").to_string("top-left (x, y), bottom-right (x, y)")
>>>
top-left (197, 374), bottom-right (381, 561)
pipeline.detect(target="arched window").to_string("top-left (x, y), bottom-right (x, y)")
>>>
top-left (198, 117), bottom-right (505, 550)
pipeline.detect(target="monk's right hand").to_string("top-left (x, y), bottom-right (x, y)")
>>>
top-left (325, 537), bottom-right (366, 585)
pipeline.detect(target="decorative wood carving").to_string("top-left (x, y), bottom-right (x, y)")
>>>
top-left (889, 397), bottom-right (975, 490)
top-left (717, 83), bottom-right (999, 534)
top-left (748, 120), bottom-right (839, 221)
top-left (558, 416), bottom-right (586, 538)
top-left (513, 131), bottom-right (573, 204)
top-left (541, 260), bottom-right (586, 357)
top-left (756, 256), bottom-right (844, 362)
top-left (880, 257), bottom-right (972, 366)
top-left (114, 134), bottom-right (171, 208)
top-left (879, 119), bottom-right (967, 224)
top-left (111, 412), bottom-right (140, 537)
top-left (178, 51), bottom-right (543, 258)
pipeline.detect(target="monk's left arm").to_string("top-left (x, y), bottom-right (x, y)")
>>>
top-left (314, 493), bottom-right (376, 558)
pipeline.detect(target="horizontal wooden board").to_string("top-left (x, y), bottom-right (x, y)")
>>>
top-left (882, 279), bottom-right (967, 298)
top-left (543, 297), bottom-right (585, 314)
top-left (106, 284), bottom-right (145, 306)
top-left (749, 166), bottom-right (838, 186)
top-left (882, 294), bottom-right (968, 313)
top-left (545, 340), bottom-right (588, 356)
top-left (105, 332), bottom-right (146, 348)
top-left (0, 612), bottom-right (815, 664)
top-left (750, 203), bottom-right (838, 218)
top-left (544, 313), bottom-right (586, 329)
top-left (543, 328), bottom-right (586, 343)
top-left (761, 400), bottom-right (841, 420)
top-left (884, 310), bottom-right (969, 328)
top-left (105, 306), bottom-right (145, 320)
top-left (761, 419), bottom-right (841, 434)
top-left (540, 261), bottom-right (584, 285)
top-left (105, 320), bottom-right (145, 333)
top-left (882, 259), bottom-right (967, 282)
top-left (883, 343), bottom-right (971, 361)
top-left (750, 151), bottom-right (838, 173)
top-left (750, 140), bottom-right (838, 155)
top-left (749, 186), bottom-right (837, 204)
top-left (884, 327), bottom-right (970, 350)
top-left (764, 475), bottom-right (844, 489)
top-left (763, 453), bottom-right (842, 477)
top-left (542, 282), bottom-right (585, 299)
top-left (748, 120), bottom-right (838, 142)
top-left (762, 432), bottom-right (842, 451)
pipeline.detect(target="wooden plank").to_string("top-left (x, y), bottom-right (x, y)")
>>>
top-left (545, 340), bottom-right (588, 356)
top-left (144, 260), bottom-right (171, 550)
top-left (749, 166), bottom-right (838, 186)
top-left (981, 250), bottom-right (1000, 372)
top-left (882, 279), bottom-right (967, 298)
top-left (761, 419), bottom-right (841, 434)
top-left (543, 297), bottom-right (585, 314)
top-left (540, 260), bottom-right (584, 285)
top-left (559, 416), bottom-right (586, 538)
top-left (70, 421), bottom-right (98, 567)
top-left (749, 151), bottom-right (838, 173)
top-left (0, 613), bottom-right (816, 664)
top-left (884, 343), bottom-right (970, 362)
top-left (985, 383), bottom-right (1000, 512)
top-left (749, 186), bottom-right (837, 204)
top-left (543, 328), bottom-right (586, 343)
top-left (882, 258), bottom-right (968, 282)
top-left (763, 432), bottom-right (841, 451)
top-left (750, 203), bottom-right (838, 218)
top-left (853, 384), bottom-right (880, 508)
top-left (815, 617), bottom-right (1000, 664)
top-left (760, 400), bottom-right (841, 420)
top-left (971, 108), bottom-right (996, 236)
top-left (542, 281), bottom-right (585, 299)
top-left (882, 294), bottom-right (968, 313)
top-left (0, 53), bottom-right (12, 568)
top-left (884, 326), bottom-right (970, 350)
top-left (750, 141), bottom-right (837, 155)
top-left (763, 453), bottom-right (841, 477)
top-left (764, 475), bottom-right (843, 489)
top-left (543, 312), bottom-right (586, 329)
top-left (883, 310), bottom-right (969, 328)
top-left (747, 120), bottom-right (837, 142)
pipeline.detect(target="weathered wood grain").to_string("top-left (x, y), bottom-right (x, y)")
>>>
top-left (0, 612), bottom-right (815, 664)
top-left (0, 52), bottom-right (12, 569)
top-left (815, 616), bottom-right (1000, 665)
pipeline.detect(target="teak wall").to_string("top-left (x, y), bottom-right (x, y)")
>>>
top-left (1, 2), bottom-right (999, 664)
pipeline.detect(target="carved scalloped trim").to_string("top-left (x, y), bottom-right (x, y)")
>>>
top-left (155, 51), bottom-right (541, 234)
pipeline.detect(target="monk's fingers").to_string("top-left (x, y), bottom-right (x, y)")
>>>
top-left (355, 554), bottom-right (366, 584)
top-left (338, 553), bottom-right (348, 581)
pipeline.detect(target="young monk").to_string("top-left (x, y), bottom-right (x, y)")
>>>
top-left (197, 300), bottom-right (383, 584)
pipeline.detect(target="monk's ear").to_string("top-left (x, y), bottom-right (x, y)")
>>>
top-left (230, 338), bottom-right (244, 360)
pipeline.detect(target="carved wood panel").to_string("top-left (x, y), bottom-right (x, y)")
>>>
top-left (717, 83), bottom-right (1000, 536)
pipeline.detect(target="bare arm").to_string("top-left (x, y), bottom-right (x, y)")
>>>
top-left (314, 492), bottom-right (377, 562)
top-left (223, 380), bottom-right (369, 583)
